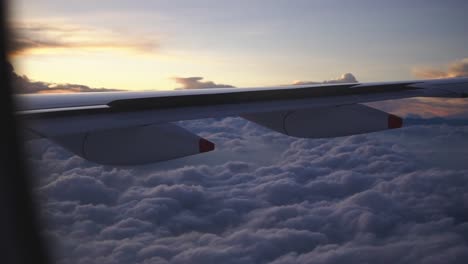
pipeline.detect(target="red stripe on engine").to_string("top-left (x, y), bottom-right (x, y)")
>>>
top-left (388, 114), bottom-right (403, 129)
top-left (199, 138), bottom-right (215, 153)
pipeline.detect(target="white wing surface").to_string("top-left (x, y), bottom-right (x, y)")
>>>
top-left (15, 77), bottom-right (468, 165)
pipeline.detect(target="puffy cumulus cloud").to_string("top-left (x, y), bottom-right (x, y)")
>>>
top-left (173, 77), bottom-right (235, 89)
top-left (40, 174), bottom-right (118, 205)
top-left (7, 62), bottom-right (122, 94)
top-left (413, 58), bottom-right (468, 79)
top-left (26, 116), bottom-right (468, 263)
top-left (293, 73), bottom-right (358, 85)
top-left (9, 22), bottom-right (157, 56)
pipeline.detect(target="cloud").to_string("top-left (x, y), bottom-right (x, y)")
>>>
top-left (413, 58), bottom-right (468, 79)
top-left (40, 174), bottom-right (118, 205)
top-left (173, 77), bottom-right (235, 89)
top-left (7, 62), bottom-right (122, 93)
top-left (9, 22), bottom-right (157, 56)
top-left (293, 73), bottom-right (358, 85)
top-left (367, 97), bottom-right (468, 119)
top-left (26, 115), bottom-right (468, 263)
top-left (172, 73), bottom-right (358, 90)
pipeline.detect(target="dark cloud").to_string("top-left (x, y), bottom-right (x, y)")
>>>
top-left (9, 37), bottom-right (66, 55)
top-left (293, 73), bottom-right (358, 85)
top-left (8, 24), bottom-right (71, 55)
top-left (9, 23), bottom-right (157, 56)
top-left (413, 58), bottom-right (468, 78)
top-left (7, 62), bottom-right (122, 93)
top-left (173, 77), bottom-right (235, 89)
top-left (25, 114), bottom-right (468, 263)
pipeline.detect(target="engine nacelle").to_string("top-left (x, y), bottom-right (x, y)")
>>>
top-left (52, 123), bottom-right (214, 166)
top-left (243, 104), bottom-right (402, 138)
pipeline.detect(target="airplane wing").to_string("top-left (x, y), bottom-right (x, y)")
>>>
top-left (15, 77), bottom-right (468, 165)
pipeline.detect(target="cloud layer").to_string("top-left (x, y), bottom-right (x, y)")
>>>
top-left (293, 73), bottom-right (358, 85)
top-left (173, 73), bottom-right (358, 90)
top-left (9, 22), bottom-right (157, 56)
top-left (413, 58), bottom-right (468, 79)
top-left (173, 77), bottom-right (235, 89)
top-left (26, 115), bottom-right (468, 264)
top-left (7, 62), bottom-right (122, 94)
top-left (368, 97), bottom-right (468, 119)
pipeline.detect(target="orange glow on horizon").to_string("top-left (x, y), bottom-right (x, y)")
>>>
top-left (368, 98), bottom-right (468, 119)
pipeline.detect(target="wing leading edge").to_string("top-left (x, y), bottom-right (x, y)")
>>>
top-left (16, 77), bottom-right (468, 165)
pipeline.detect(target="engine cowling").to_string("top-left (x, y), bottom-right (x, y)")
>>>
top-left (52, 123), bottom-right (214, 166)
top-left (243, 104), bottom-right (402, 138)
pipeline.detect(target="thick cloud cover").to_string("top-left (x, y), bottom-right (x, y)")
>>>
top-left (413, 58), bottom-right (468, 79)
top-left (7, 62), bottom-right (122, 94)
top-left (26, 106), bottom-right (468, 263)
top-left (173, 77), bottom-right (235, 89)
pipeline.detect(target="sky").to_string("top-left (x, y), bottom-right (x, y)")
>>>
top-left (11, 1), bottom-right (468, 263)
top-left (9, 0), bottom-right (468, 90)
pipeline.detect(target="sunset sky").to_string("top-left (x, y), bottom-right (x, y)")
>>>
top-left (9, 0), bottom-right (468, 91)
top-left (14, 2), bottom-right (468, 263)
